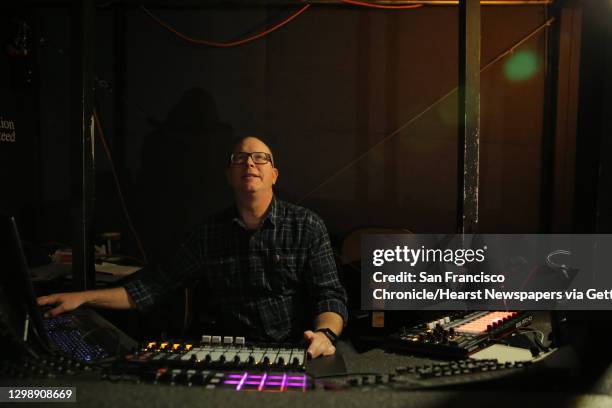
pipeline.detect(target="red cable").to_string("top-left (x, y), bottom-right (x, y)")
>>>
top-left (339, 0), bottom-right (423, 9)
top-left (93, 110), bottom-right (148, 265)
top-left (141, 5), bottom-right (311, 47)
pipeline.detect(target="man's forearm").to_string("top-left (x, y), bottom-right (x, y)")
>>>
top-left (83, 287), bottom-right (137, 310)
top-left (313, 311), bottom-right (343, 336)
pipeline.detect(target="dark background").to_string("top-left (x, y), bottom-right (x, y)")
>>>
top-left (0, 0), bottom-right (609, 269)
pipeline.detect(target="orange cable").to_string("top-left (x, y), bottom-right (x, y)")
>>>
top-left (338, 0), bottom-right (423, 9)
top-left (141, 4), bottom-right (311, 47)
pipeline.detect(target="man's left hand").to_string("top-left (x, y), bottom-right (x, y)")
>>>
top-left (303, 330), bottom-right (336, 358)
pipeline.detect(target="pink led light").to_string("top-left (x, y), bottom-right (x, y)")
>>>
top-left (236, 372), bottom-right (248, 391)
top-left (258, 373), bottom-right (268, 391)
top-left (280, 373), bottom-right (288, 392)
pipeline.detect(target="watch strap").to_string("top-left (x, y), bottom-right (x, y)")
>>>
top-left (314, 328), bottom-right (338, 345)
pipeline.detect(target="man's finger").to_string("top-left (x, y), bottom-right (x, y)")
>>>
top-left (322, 344), bottom-right (336, 356)
top-left (307, 344), bottom-right (322, 359)
top-left (37, 296), bottom-right (53, 305)
top-left (303, 330), bottom-right (314, 340)
top-left (48, 305), bottom-right (64, 317)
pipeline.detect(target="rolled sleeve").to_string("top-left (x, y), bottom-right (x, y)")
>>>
top-left (123, 272), bottom-right (166, 312)
top-left (123, 229), bottom-right (204, 312)
top-left (304, 215), bottom-right (349, 325)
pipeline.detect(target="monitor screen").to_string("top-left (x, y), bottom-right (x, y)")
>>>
top-left (0, 213), bottom-right (51, 350)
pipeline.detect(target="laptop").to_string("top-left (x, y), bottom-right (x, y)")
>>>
top-left (0, 213), bottom-right (135, 361)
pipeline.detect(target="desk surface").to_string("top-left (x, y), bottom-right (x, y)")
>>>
top-left (2, 341), bottom-right (611, 408)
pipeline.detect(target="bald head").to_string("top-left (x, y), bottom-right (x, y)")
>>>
top-left (226, 136), bottom-right (279, 198)
top-left (230, 136), bottom-right (274, 167)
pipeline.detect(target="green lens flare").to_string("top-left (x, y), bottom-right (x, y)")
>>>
top-left (504, 50), bottom-right (538, 81)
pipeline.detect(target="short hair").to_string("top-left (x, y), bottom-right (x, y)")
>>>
top-left (229, 136), bottom-right (275, 167)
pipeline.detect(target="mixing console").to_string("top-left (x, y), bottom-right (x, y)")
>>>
top-left (104, 335), bottom-right (311, 392)
top-left (386, 311), bottom-right (533, 358)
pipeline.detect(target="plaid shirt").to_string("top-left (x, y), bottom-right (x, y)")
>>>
top-left (124, 197), bottom-right (348, 342)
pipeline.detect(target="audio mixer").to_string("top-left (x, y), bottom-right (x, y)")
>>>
top-left (386, 311), bottom-right (533, 358)
top-left (104, 335), bottom-right (311, 392)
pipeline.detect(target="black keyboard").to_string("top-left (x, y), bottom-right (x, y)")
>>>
top-left (43, 314), bottom-right (110, 362)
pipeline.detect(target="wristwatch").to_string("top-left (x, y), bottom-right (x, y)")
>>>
top-left (314, 328), bottom-right (338, 346)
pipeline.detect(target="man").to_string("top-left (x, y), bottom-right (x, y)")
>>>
top-left (37, 136), bottom-right (347, 358)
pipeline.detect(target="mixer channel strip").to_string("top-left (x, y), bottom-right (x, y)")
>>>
top-left (122, 335), bottom-right (307, 371)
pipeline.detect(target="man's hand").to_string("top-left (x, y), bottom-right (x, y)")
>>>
top-left (37, 292), bottom-right (88, 317)
top-left (303, 330), bottom-right (336, 359)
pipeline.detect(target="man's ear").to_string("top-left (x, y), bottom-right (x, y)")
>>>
top-left (272, 167), bottom-right (279, 185)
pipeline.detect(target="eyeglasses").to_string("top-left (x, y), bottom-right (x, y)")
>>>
top-left (230, 152), bottom-right (274, 166)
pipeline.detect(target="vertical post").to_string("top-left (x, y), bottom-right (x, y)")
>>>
top-left (539, 3), bottom-right (560, 233)
top-left (71, 0), bottom-right (96, 290)
top-left (457, 0), bottom-right (481, 235)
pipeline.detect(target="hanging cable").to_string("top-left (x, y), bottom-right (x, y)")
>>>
top-left (140, 4), bottom-right (310, 48)
top-left (93, 109), bottom-right (148, 265)
top-left (299, 16), bottom-right (555, 203)
top-left (338, 0), bottom-right (423, 9)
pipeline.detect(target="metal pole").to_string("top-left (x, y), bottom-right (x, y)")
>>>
top-left (457, 0), bottom-right (481, 234)
top-left (71, 0), bottom-right (96, 290)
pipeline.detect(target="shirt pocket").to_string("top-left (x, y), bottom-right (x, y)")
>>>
top-left (268, 252), bottom-right (300, 293)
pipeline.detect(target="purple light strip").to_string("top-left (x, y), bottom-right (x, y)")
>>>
top-left (258, 372), bottom-right (268, 391)
top-left (227, 374), bottom-right (243, 379)
top-left (236, 372), bottom-right (248, 391)
top-left (223, 380), bottom-right (240, 385)
top-left (288, 376), bottom-right (305, 380)
top-left (243, 381), bottom-right (261, 385)
top-left (287, 382), bottom-right (305, 387)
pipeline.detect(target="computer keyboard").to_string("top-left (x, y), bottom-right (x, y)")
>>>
top-left (43, 314), bottom-right (111, 362)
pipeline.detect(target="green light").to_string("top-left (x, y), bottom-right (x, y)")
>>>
top-left (504, 50), bottom-right (538, 82)
top-left (436, 98), bottom-right (457, 128)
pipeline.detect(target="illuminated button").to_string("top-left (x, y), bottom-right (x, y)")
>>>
top-left (235, 337), bottom-right (246, 346)
top-left (211, 336), bottom-right (222, 344)
top-left (201, 335), bottom-right (212, 344)
top-left (223, 336), bottom-right (233, 345)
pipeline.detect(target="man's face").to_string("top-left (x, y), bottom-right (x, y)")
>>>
top-left (226, 137), bottom-right (279, 196)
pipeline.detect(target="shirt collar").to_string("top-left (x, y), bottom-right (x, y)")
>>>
top-left (230, 195), bottom-right (278, 230)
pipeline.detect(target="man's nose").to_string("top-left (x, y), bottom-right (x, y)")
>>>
top-left (245, 155), bottom-right (256, 167)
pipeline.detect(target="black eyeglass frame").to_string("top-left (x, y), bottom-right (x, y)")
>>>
top-left (230, 151), bottom-right (274, 167)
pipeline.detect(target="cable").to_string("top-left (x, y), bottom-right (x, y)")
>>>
top-left (140, 4), bottom-right (311, 48)
top-left (339, 0), bottom-right (423, 9)
top-left (299, 16), bottom-right (555, 203)
top-left (93, 109), bottom-right (148, 265)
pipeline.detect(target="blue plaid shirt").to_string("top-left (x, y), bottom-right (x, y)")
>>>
top-left (124, 197), bottom-right (347, 342)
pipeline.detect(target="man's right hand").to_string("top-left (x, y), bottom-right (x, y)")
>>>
top-left (37, 292), bottom-right (88, 317)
